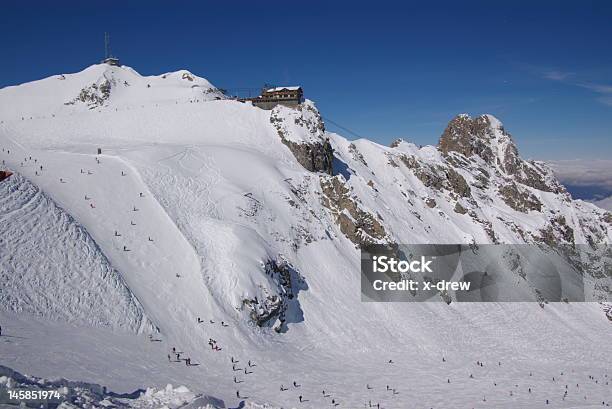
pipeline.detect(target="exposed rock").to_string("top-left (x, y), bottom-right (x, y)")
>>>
top-left (553, 215), bottom-right (575, 244)
top-left (280, 139), bottom-right (333, 174)
top-left (499, 182), bottom-right (542, 213)
top-left (390, 138), bottom-right (403, 148)
top-left (473, 167), bottom-right (490, 189)
top-left (425, 198), bottom-right (437, 208)
top-left (537, 215), bottom-right (575, 246)
top-left (454, 202), bottom-right (468, 214)
top-left (446, 167), bottom-right (471, 197)
top-left (439, 114), bottom-right (563, 194)
top-left (241, 259), bottom-right (307, 332)
top-left (270, 102), bottom-right (333, 174)
top-left (242, 294), bottom-right (282, 327)
top-left (65, 80), bottom-right (112, 109)
top-left (348, 143), bottom-right (368, 167)
top-left (439, 114), bottom-right (498, 164)
top-left (400, 155), bottom-right (471, 198)
top-left (534, 288), bottom-right (548, 308)
top-left (320, 176), bottom-right (386, 246)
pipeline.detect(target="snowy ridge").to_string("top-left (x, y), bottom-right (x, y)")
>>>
top-left (0, 64), bottom-right (223, 119)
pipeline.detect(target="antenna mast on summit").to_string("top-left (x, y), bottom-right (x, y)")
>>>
top-left (104, 32), bottom-right (111, 59)
top-left (101, 32), bottom-right (120, 66)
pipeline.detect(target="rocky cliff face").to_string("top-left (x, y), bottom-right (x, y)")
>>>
top-left (302, 113), bottom-right (610, 302)
top-left (270, 101), bottom-right (334, 174)
top-left (313, 113), bottom-right (610, 255)
top-left (240, 258), bottom-right (308, 333)
top-left (439, 114), bottom-right (564, 193)
top-left (319, 175), bottom-right (387, 246)
top-left (65, 79), bottom-right (112, 109)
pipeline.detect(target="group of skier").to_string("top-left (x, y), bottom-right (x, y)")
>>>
top-left (168, 346), bottom-right (194, 366)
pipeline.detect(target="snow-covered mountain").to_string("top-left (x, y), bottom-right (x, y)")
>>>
top-left (0, 64), bottom-right (223, 119)
top-left (0, 63), bottom-right (610, 408)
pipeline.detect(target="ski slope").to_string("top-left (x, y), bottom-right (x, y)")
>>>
top-left (0, 173), bottom-right (150, 332)
top-left (0, 63), bottom-right (610, 408)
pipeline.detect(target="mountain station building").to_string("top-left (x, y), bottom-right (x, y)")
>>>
top-left (240, 86), bottom-right (304, 110)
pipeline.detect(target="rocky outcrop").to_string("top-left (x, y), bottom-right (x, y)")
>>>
top-left (270, 101), bottom-right (334, 174)
top-left (537, 215), bottom-right (575, 246)
top-left (348, 143), bottom-right (368, 167)
top-left (400, 155), bottom-right (471, 198)
top-left (439, 114), bottom-right (520, 173)
top-left (65, 80), bottom-right (112, 109)
top-left (281, 139), bottom-right (334, 174)
top-left (390, 138), bottom-right (403, 148)
top-left (454, 202), bottom-right (468, 214)
top-left (320, 175), bottom-right (386, 246)
top-left (499, 182), bottom-right (542, 213)
top-left (241, 259), bottom-right (307, 333)
top-left (439, 114), bottom-right (563, 194)
top-left (425, 198), bottom-right (437, 208)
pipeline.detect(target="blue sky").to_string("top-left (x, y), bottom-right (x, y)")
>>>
top-left (1, 0), bottom-right (611, 160)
